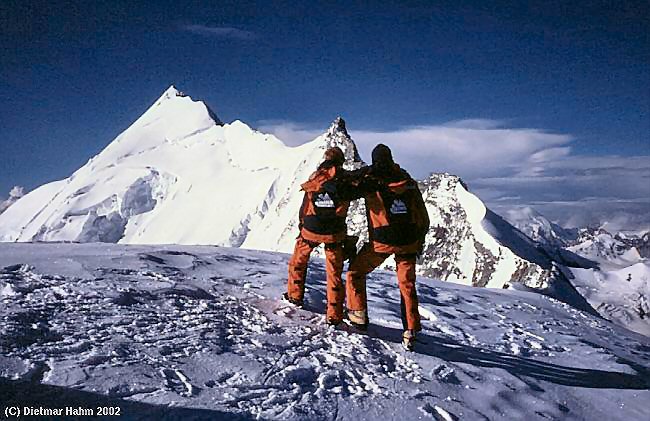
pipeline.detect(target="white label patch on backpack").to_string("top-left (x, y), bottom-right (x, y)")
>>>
top-left (314, 193), bottom-right (335, 208)
top-left (390, 199), bottom-right (408, 214)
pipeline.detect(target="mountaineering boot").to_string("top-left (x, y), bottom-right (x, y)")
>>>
top-left (282, 292), bottom-right (303, 308)
top-left (346, 309), bottom-right (369, 331)
top-left (402, 329), bottom-right (416, 351)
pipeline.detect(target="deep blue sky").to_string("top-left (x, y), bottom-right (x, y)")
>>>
top-left (1, 0), bottom-right (648, 196)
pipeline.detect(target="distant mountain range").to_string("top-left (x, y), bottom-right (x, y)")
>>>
top-left (504, 208), bottom-right (649, 335)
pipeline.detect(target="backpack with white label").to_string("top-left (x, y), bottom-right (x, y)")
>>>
top-left (302, 180), bottom-right (347, 235)
top-left (374, 188), bottom-right (420, 245)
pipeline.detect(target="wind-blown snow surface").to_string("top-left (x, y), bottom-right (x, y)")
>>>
top-left (1, 244), bottom-right (649, 420)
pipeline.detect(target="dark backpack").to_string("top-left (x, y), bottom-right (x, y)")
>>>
top-left (302, 179), bottom-right (346, 235)
top-left (373, 188), bottom-right (420, 245)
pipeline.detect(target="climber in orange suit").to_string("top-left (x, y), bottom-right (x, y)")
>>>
top-left (284, 146), bottom-right (356, 325)
top-left (346, 144), bottom-right (430, 350)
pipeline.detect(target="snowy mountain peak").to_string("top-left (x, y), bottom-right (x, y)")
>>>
top-left (576, 226), bottom-right (612, 243)
top-left (327, 116), bottom-right (348, 136)
top-left (319, 117), bottom-right (363, 166)
top-left (504, 206), bottom-right (575, 247)
top-left (158, 84), bottom-right (182, 101)
top-left (145, 85), bottom-right (222, 127)
top-left (569, 228), bottom-right (643, 265)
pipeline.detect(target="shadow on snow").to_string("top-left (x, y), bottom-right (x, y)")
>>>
top-left (302, 269), bottom-right (649, 390)
top-left (0, 377), bottom-right (255, 421)
top-left (369, 324), bottom-right (650, 390)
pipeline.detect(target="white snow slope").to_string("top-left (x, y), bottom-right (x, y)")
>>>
top-left (0, 86), bottom-right (359, 250)
top-left (1, 243), bottom-right (649, 420)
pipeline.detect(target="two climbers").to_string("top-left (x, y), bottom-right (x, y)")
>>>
top-left (284, 144), bottom-right (431, 351)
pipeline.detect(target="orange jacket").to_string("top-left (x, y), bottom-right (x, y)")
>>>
top-left (299, 166), bottom-right (351, 244)
top-left (362, 165), bottom-right (430, 254)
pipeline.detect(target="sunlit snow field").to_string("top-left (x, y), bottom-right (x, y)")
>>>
top-left (1, 243), bottom-right (649, 420)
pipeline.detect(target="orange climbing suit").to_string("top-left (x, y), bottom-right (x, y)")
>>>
top-left (346, 167), bottom-right (430, 331)
top-left (286, 165), bottom-right (350, 323)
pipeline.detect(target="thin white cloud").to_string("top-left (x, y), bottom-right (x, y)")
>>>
top-left (258, 119), bottom-right (573, 178)
top-left (0, 186), bottom-right (25, 214)
top-left (492, 199), bottom-right (650, 233)
top-left (473, 154), bottom-right (650, 231)
top-left (259, 119), bottom-right (650, 231)
top-left (350, 125), bottom-right (572, 179)
top-left (181, 25), bottom-right (256, 40)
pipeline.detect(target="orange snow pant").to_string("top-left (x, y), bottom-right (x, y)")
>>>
top-left (287, 236), bottom-right (345, 322)
top-left (346, 246), bottom-right (421, 331)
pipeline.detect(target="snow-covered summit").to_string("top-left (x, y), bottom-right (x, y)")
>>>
top-left (328, 116), bottom-right (347, 135)
top-left (418, 178), bottom-right (551, 289)
top-left (569, 228), bottom-right (643, 268)
top-left (0, 89), bottom-right (366, 251)
top-left (95, 84), bottom-right (225, 167)
top-left (319, 116), bottom-right (363, 166)
top-left (0, 86), bottom-right (288, 245)
top-left (157, 84), bottom-right (182, 101)
top-left (504, 206), bottom-right (576, 247)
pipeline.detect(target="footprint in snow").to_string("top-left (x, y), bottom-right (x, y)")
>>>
top-left (161, 368), bottom-right (197, 397)
top-left (419, 403), bottom-right (459, 421)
